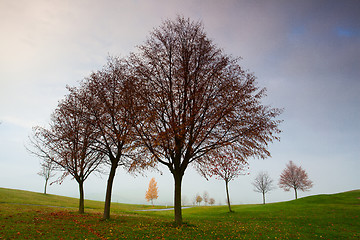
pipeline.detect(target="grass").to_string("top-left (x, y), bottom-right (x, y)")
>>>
top-left (0, 187), bottom-right (359, 239)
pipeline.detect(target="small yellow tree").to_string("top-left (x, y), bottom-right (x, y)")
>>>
top-left (145, 177), bottom-right (158, 206)
top-left (195, 194), bottom-right (203, 206)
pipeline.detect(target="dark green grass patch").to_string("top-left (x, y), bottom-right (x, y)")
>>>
top-left (1, 188), bottom-right (359, 239)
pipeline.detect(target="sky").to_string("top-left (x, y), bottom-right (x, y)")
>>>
top-left (0, 0), bottom-right (359, 206)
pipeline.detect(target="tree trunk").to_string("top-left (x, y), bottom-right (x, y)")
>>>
top-left (225, 180), bottom-right (232, 212)
top-left (78, 180), bottom-right (85, 214)
top-left (262, 191), bottom-right (265, 204)
top-left (44, 178), bottom-right (48, 195)
top-left (294, 188), bottom-right (298, 200)
top-left (173, 171), bottom-right (183, 226)
top-left (103, 163), bottom-right (117, 220)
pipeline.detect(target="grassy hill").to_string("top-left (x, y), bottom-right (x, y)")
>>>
top-left (0, 187), bottom-right (155, 212)
top-left (1, 187), bottom-right (359, 239)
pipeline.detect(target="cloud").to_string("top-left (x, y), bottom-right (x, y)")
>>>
top-left (1, 116), bottom-right (37, 130)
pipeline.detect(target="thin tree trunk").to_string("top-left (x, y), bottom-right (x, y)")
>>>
top-left (78, 180), bottom-right (85, 214)
top-left (225, 180), bottom-right (232, 212)
top-left (294, 188), bottom-right (298, 200)
top-left (262, 191), bottom-right (265, 204)
top-left (44, 178), bottom-right (48, 195)
top-left (173, 171), bottom-right (183, 226)
top-left (103, 163), bottom-right (117, 220)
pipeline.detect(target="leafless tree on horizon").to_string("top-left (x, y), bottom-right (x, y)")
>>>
top-left (252, 171), bottom-right (275, 204)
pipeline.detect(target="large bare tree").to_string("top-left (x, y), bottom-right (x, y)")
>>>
top-left (279, 161), bottom-right (313, 199)
top-left (129, 16), bottom-right (282, 225)
top-left (79, 58), bottom-right (148, 220)
top-left (252, 171), bottom-right (275, 204)
top-left (29, 90), bottom-right (105, 213)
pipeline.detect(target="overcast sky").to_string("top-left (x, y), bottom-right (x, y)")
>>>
top-left (1, 0), bottom-right (359, 206)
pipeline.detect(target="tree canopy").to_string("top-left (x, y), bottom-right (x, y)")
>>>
top-left (199, 147), bottom-right (249, 212)
top-left (78, 58), bottom-right (149, 219)
top-left (279, 161), bottom-right (313, 199)
top-left (29, 90), bottom-right (105, 213)
top-left (129, 16), bottom-right (282, 225)
top-left (29, 16), bottom-right (282, 226)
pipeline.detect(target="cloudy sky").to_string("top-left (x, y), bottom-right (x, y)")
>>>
top-left (1, 0), bottom-right (359, 206)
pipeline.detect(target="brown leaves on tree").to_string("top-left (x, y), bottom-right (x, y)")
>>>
top-left (129, 16), bottom-right (282, 225)
top-left (279, 161), bottom-right (313, 199)
top-left (29, 89), bottom-right (105, 213)
top-left (78, 58), bottom-right (150, 219)
top-left (28, 16), bottom-right (282, 226)
top-left (199, 147), bottom-right (249, 212)
top-left (195, 194), bottom-right (203, 206)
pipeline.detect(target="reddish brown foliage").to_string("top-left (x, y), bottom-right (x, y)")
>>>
top-left (29, 16), bottom-right (282, 226)
top-left (29, 89), bottom-right (105, 213)
top-left (279, 161), bottom-right (313, 199)
top-left (79, 58), bottom-right (147, 219)
top-left (200, 147), bottom-right (249, 212)
top-left (129, 16), bottom-right (282, 225)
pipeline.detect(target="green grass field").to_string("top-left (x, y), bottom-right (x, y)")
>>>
top-left (0, 187), bottom-right (359, 239)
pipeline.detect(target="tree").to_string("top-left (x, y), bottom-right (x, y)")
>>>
top-left (181, 196), bottom-right (188, 206)
top-left (129, 16), bottom-right (282, 225)
top-left (195, 194), bottom-right (203, 206)
top-left (192, 196), bottom-right (197, 206)
top-left (201, 147), bottom-right (249, 212)
top-left (37, 160), bottom-right (56, 194)
top-left (209, 198), bottom-right (215, 206)
top-left (29, 89), bottom-right (105, 213)
top-left (145, 177), bottom-right (159, 206)
top-left (279, 161), bottom-right (313, 199)
top-left (79, 58), bottom-right (149, 219)
top-left (252, 171), bottom-right (275, 204)
top-left (203, 191), bottom-right (209, 206)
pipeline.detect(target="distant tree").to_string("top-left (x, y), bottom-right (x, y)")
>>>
top-left (181, 196), bottom-right (188, 206)
top-left (129, 16), bottom-right (282, 225)
top-left (37, 160), bottom-right (56, 194)
top-left (203, 191), bottom-right (209, 206)
top-left (145, 177), bottom-right (159, 206)
top-left (200, 147), bottom-right (248, 212)
top-left (209, 198), bottom-right (215, 206)
top-left (29, 90), bottom-right (105, 213)
top-left (252, 171), bottom-right (275, 204)
top-left (192, 196), bottom-right (197, 206)
top-left (196, 194), bottom-right (203, 206)
top-left (279, 161), bottom-right (313, 199)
